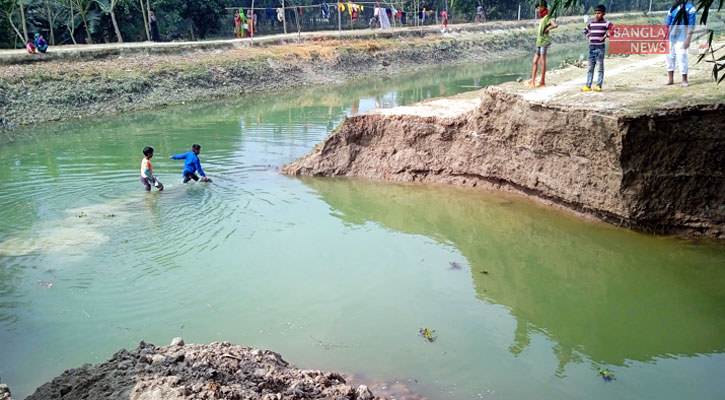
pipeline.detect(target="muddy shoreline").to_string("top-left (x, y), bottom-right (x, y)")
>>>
top-left (0, 14), bottom-right (659, 130)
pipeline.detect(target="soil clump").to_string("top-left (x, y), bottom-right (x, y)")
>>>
top-left (24, 339), bottom-right (398, 400)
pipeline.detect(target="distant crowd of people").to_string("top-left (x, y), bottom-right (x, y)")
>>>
top-left (526, 0), bottom-right (697, 90)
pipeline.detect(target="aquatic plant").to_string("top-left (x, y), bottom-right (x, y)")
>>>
top-left (35, 280), bottom-right (53, 289)
top-left (598, 367), bottom-right (615, 382)
top-left (419, 328), bottom-right (437, 342)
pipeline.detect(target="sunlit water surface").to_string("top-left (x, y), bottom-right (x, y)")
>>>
top-left (1, 49), bottom-right (724, 400)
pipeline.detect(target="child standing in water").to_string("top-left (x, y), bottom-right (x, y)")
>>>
top-left (169, 144), bottom-right (211, 183)
top-left (141, 146), bottom-right (163, 191)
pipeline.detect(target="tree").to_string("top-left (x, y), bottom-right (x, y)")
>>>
top-left (96, 0), bottom-right (122, 42)
top-left (18, 0), bottom-right (28, 41)
top-left (72, 0), bottom-right (96, 43)
top-left (0, 0), bottom-right (27, 44)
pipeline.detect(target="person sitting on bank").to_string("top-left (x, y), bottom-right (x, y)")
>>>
top-left (33, 33), bottom-right (48, 53)
top-left (25, 41), bottom-right (36, 54)
top-left (169, 144), bottom-right (211, 183)
top-left (665, 0), bottom-right (696, 87)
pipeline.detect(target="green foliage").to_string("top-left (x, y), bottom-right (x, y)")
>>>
top-left (419, 327), bottom-right (437, 342)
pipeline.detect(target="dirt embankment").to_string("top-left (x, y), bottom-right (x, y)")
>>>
top-left (281, 73), bottom-right (725, 237)
top-left (9, 339), bottom-right (412, 400)
top-left (0, 14), bottom-right (660, 129)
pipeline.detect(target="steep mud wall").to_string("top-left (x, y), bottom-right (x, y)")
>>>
top-left (282, 87), bottom-right (725, 237)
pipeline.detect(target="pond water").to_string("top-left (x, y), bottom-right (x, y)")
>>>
top-left (1, 49), bottom-right (724, 400)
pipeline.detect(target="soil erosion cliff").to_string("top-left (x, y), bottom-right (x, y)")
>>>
top-left (282, 81), bottom-right (725, 237)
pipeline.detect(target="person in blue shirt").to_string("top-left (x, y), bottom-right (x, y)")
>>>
top-left (34, 33), bottom-right (48, 53)
top-left (665, 0), bottom-right (696, 87)
top-left (169, 144), bottom-right (211, 183)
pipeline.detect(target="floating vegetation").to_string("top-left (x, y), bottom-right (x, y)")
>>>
top-left (76, 211), bottom-right (87, 218)
top-left (419, 328), bottom-right (437, 342)
top-left (310, 335), bottom-right (348, 349)
top-left (35, 280), bottom-right (53, 289)
top-left (598, 367), bottom-right (615, 382)
top-left (103, 213), bottom-right (116, 218)
top-left (559, 56), bottom-right (586, 68)
top-left (448, 261), bottom-right (462, 270)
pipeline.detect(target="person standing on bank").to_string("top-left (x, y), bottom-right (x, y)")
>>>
top-left (149, 10), bottom-right (161, 41)
top-left (582, 5), bottom-right (612, 92)
top-left (665, 0), bottom-right (696, 87)
top-left (527, 1), bottom-right (557, 87)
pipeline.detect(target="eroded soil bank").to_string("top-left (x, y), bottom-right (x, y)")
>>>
top-left (282, 55), bottom-right (725, 238)
top-left (0, 14), bottom-right (659, 129)
top-left (2, 339), bottom-right (419, 400)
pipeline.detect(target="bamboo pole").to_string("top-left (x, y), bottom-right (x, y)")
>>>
top-left (282, 0), bottom-right (287, 34)
top-left (250, 0), bottom-right (255, 45)
top-left (294, 5), bottom-right (301, 41)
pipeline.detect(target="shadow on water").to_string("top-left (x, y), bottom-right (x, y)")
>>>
top-left (299, 176), bottom-right (725, 372)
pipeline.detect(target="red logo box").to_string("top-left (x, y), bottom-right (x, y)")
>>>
top-left (609, 25), bottom-right (669, 54)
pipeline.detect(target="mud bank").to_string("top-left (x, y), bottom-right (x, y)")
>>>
top-left (281, 56), bottom-right (725, 237)
top-left (0, 14), bottom-right (659, 129)
top-left (11, 339), bottom-right (416, 400)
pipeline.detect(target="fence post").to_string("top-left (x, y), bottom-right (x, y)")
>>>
top-left (282, 0), bottom-right (288, 34)
top-left (250, 0), bottom-right (255, 45)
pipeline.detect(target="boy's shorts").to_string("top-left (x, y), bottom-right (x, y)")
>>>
top-left (536, 45), bottom-right (550, 55)
top-left (141, 177), bottom-right (163, 191)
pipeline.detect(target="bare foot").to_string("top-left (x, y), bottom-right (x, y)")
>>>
top-left (664, 81), bottom-right (674, 86)
top-left (681, 82), bottom-right (689, 87)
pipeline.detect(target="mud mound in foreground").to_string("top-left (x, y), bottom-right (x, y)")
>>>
top-left (27, 339), bottom-right (381, 400)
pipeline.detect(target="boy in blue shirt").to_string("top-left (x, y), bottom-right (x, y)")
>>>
top-left (169, 144), bottom-right (212, 183)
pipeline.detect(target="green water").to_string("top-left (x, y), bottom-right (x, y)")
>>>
top-left (1, 50), bottom-right (724, 400)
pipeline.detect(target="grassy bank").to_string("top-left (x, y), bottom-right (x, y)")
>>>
top-left (0, 13), bottom-right (667, 129)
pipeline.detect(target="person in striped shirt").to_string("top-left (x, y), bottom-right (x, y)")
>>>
top-left (582, 5), bottom-right (612, 92)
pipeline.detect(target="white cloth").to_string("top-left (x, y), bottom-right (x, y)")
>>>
top-left (379, 8), bottom-right (391, 29)
top-left (666, 40), bottom-right (688, 74)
